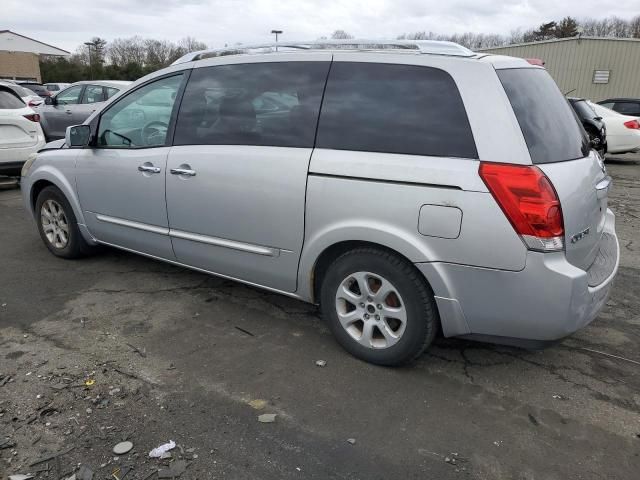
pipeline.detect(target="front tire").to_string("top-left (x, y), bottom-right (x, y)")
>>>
top-left (35, 186), bottom-right (93, 259)
top-left (320, 248), bottom-right (439, 366)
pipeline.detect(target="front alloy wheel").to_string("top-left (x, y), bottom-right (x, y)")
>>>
top-left (41, 199), bottom-right (69, 249)
top-left (35, 185), bottom-right (94, 259)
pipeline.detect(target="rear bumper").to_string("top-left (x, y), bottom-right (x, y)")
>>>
top-left (0, 161), bottom-right (26, 175)
top-left (417, 209), bottom-right (619, 342)
top-left (0, 138), bottom-right (46, 175)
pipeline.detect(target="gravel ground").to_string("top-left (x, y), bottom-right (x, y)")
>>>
top-left (1, 154), bottom-right (639, 480)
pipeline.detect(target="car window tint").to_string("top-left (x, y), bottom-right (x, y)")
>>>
top-left (598, 102), bottom-right (614, 110)
top-left (46, 85), bottom-right (59, 91)
top-left (25, 84), bottom-right (46, 95)
top-left (498, 68), bottom-right (589, 164)
top-left (316, 62), bottom-right (477, 158)
top-left (614, 102), bottom-right (640, 115)
top-left (56, 85), bottom-right (83, 105)
top-left (174, 62), bottom-right (329, 148)
top-left (572, 100), bottom-right (596, 120)
top-left (97, 74), bottom-right (183, 148)
top-left (105, 87), bottom-right (119, 99)
top-left (0, 90), bottom-right (25, 109)
top-left (81, 85), bottom-right (105, 104)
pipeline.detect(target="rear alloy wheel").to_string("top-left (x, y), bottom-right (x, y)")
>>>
top-left (321, 248), bottom-right (439, 366)
top-left (35, 186), bottom-right (94, 259)
top-left (335, 271), bottom-right (407, 349)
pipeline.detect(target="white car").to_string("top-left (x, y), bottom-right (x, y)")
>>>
top-left (0, 85), bottom-right (46, 176)
top-left (588, 101), bottom-right (640, 155)
top-left (0, 81), bottom-right (43, 108)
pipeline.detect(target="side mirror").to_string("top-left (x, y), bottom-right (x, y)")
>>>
top-left (66, 125), bottom-right (91, 148)
top-left (44, 96), bottom-right (55, 106)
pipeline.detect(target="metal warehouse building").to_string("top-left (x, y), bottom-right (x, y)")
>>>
top-left (479, 37), bottom-right (640, 102)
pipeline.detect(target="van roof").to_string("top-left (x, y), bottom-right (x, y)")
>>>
top-left (171, 39), bottom-right (477, 65)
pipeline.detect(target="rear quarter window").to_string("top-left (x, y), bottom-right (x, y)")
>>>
top-left (0, 90), bottom-right (25, 109)
top-left (498, 68), bottom-right (589, 164)
top-left (316, 62), bottom-right (478, 159)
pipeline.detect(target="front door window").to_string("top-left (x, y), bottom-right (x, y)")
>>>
top-left (97, 75), bottom-right (183, 148)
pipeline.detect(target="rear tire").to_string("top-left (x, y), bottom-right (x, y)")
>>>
top-left (320, 248), bottom-right (439, 366)
top-left (35, 186), bottom-right (94, 259)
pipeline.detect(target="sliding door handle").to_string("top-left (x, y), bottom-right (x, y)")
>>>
top-left (170, 168), bottom-right (196, 177)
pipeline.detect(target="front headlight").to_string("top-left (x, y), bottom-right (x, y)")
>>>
top-left (21, 153), bottom-right (38, 177)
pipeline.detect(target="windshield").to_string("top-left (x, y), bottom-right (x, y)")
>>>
top-left (498, 68), bottom-right (589, 164)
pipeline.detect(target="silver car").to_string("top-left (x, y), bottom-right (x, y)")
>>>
top-left (21, 40), bottom-right (619, 366)
top-left (39, 80), bottom-right (131, 140)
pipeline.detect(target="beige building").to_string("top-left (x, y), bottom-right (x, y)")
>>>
top-left (479, 37), bottom-right (640, 101)
top-left (0, 30), bottom-right (69, 82)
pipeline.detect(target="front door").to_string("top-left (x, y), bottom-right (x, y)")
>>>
top-left (166, 59), bottom-right (330, 292)
top-left (76, 73), bottom-right (185, 259)
top-left (45, 84), bottom-right (84, 138)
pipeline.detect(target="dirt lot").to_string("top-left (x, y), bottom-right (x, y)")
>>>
top-left (1, 155), bottom-right (639, 480)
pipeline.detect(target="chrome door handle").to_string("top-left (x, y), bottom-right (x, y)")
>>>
top-left (138, 165), bottom-right (161, 174)
top-left (170, 168), bottom-right (196, 176)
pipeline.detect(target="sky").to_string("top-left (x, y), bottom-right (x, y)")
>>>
top-left (4, 0), bottom-right (640, 53)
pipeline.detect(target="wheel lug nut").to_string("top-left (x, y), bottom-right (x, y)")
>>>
top-left (375, 314), bottom-right (380, 320)
top-left (367, 297), bottom-right (372, 302)
top-left (377, 304), bottom-right (382, 310)
top-left (364, 314), bottom-right (370, 319)
top-left (359, 303), bottom-right (365, 308)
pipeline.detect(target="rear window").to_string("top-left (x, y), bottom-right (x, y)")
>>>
top-left (23, 84), bottom-right (46, 94)
top-left (0, 89), bottom-right (25, 109)
top-left (316, 62), bottom-right (477, 159)
top-left (614, 102), bottom-right (640, 115)
top-left (498, 69), bottom-right (589, 164)
top-left (572, 100), bottom-right (597, 120)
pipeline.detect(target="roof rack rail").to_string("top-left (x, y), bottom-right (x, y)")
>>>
top-left (171, 39), bottom-right (475, 65)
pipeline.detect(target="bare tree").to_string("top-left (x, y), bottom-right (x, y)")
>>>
top-left (144, 39), bottom-right (178, 67)
top-left (331, 30), bottom-right (354, 40)
top-left (178, 36), bottom-right (208, 53)
top-left (107, 36), bottom-right (147, 66)
top-left (630, 15), bottom-right (640, 38)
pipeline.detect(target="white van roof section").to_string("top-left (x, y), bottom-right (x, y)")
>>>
top-left (171, 39), bottom-right (476, 65)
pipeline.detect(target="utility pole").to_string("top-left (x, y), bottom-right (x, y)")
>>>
top-left (271, 29), bottom-right (283, 51)
top-left (84, 41), bottom-right (97, 80)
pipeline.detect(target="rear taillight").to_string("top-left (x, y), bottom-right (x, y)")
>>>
top-left (623, 119), bottom-right (640, 129)
top-left (23, 113), bottom-right (40, 122)
top-left (479, 162), bottom-right (564, 252)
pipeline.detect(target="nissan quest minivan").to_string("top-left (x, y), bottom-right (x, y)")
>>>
top-left (21, 40), bottom-right (619, 366)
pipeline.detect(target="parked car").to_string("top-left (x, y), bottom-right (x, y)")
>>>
top-left (39, 81), bottom-right (131, 140)
top-left (597, 98), bottom-right (640, 118)
top-left (0, 81), bottom-right (44, 107)
top-left (16, 82), bottom-right (52, 99)
top-left (21, 40), bottom-right (618, 365)
top-left (0, 85), bottom-right (46, 176)
top-left (44, 82), bottom-right (71, 93)
top-left (568, 97), bottom-right (607, 155)
top-left (587, 101), bottom-right (640, 155)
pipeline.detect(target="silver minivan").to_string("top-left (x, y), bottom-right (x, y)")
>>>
top-left (21, 40), bottom-right (619, 366)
